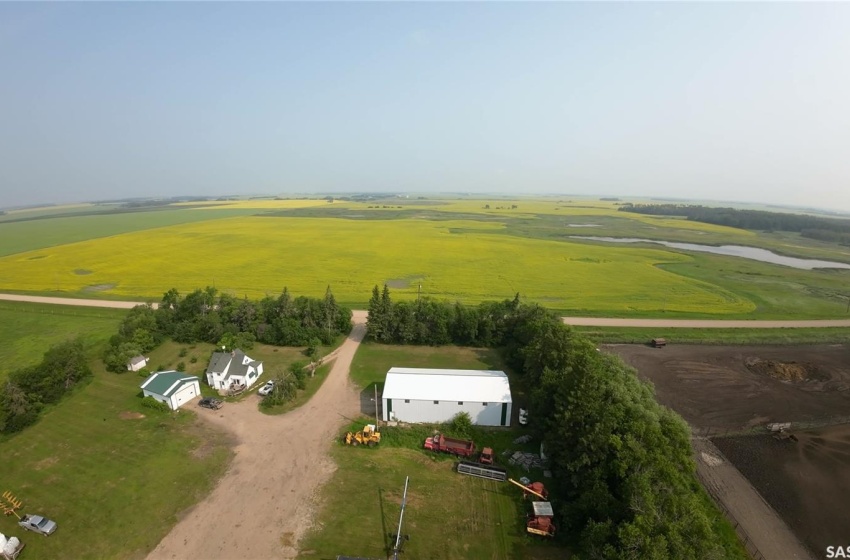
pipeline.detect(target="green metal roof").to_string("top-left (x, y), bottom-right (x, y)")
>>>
top-left (140, 371), bottom-right (199, 398)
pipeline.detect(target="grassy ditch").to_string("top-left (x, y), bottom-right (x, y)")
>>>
top-left (577, 326), bottom-right (850, 345)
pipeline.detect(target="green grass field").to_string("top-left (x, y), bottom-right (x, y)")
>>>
top-left (0, 358), bottom-right (232, 559)
top-left (350, 342), bottom-right (505, 389)
top-left (0, 301), bottom-right (126, 382)
top-left (1, 197), bottom-right (849, 320)
top-left (298, 443), bottom-right (566, 560)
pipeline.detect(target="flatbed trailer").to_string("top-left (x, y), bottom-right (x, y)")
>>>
top-left (457, 461), bottom-right (508, 482)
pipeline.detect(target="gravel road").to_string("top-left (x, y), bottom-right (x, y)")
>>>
top-left (3, 293), bottom-right (849, 328)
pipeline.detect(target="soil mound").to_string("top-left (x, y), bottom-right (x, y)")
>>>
top-left (745, 358), bottom-right (828, 382)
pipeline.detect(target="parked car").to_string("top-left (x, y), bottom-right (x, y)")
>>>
top-left (519, 408), bottom-right (529, 425)
top-left (18, 514), bottom-right (57, 536)
top-left (198, 397), bottom-right (223, 410)
top-left (258, 380), bottom-right (274, 396)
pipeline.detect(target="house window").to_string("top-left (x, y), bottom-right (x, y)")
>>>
top-left (404, 399), bottom-right (410, 403)
top-left (433, 400), bottom-right (439, 405)
top-left (458, 401), bottom-right (463, 405)
top-left (482, 402), bottom-right (488, 406)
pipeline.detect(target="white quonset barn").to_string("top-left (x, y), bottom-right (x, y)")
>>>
top-left (382, 368), bottom-right (513, 427)
top-left (140, 371), bottom-right (201, 410)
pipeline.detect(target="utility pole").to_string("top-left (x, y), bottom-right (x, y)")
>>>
top-left (374, 383), bottom-right (380, 425)
top-left (391, 476), bottom-right (410, 560)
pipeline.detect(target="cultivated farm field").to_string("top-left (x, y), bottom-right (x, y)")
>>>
top-left (1, 197), bottom-right (849, 318)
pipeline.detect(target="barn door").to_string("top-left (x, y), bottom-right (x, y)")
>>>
top-left (500, 403), bottom-right (508, 426)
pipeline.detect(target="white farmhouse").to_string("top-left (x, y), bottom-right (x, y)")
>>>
top-left (205, 349), bottom-right (264, 393)
top-left (381, 368), bottom-right (513, 427)
top-left (140, 371), bottom-right (201, 410)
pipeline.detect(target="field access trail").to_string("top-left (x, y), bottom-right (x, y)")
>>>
top-left (146, 313), bottom-right (366, 560)
top-left (3, 293), bottom-right (850, 328)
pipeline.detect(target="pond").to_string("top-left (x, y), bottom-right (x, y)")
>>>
top-left (569, 237), bottom-right (850, 270)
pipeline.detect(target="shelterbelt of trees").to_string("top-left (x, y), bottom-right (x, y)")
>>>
top-left (620, 203), bottom-right (850, 245)
top-left (102, 286), bottom-right (352, 373)
top-left (0, 340), bottom-right (90, 433)
top-left (368, 285), bottom-right (740, 559)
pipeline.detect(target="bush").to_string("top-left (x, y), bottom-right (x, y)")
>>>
top-left (446, 412), bottom-right (474, 439)
top-left (190, 356), bottom-right (198, 364)
top-left (178, 348), bottom-right (188, 357)
top-left (141, 396), bottom-right (171, 412)
top-left (176, 361), bottom-right (186, 372)
top-left (137, 367), bottom-right (151, 378)
top-left (156, 364), bottom-right (166, 372)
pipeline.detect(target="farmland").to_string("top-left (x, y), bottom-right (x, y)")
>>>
top-left (611, 342), bottom-right (850, 558)
top-left (0, 197), bottom-right (848, 319)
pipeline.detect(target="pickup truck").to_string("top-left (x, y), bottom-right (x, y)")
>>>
top-left (18, 514), bottom-right (57, 536)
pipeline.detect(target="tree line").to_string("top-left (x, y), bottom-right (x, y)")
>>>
top-left (620, 203), bottom-right (850, 245)
top-left (0, 340), bottom-right (91, 434)
top-left (103, 286), bottom-right (352, 373)
top-left (367, 285), bottom-right (739, 559)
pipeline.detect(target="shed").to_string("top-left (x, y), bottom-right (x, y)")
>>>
top-left (382, 368), bottom-right (512, 427)
top-left (127, 355), bottom-right (149, 372)
top-left (140, 371), bottom-right (201, 410)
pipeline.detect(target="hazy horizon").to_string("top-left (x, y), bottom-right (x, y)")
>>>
top-left (2, 3), bottom-right (850, 210)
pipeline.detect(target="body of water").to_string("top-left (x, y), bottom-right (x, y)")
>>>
top-left (569, 237), bottom-right (850, 270)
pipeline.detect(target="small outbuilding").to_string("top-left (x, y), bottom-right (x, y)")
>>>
top-left (140, 371), bottom-right (201, 410)
top-left (382, 367), bottom-right (513, 427)
top-left (127, 355), bottom-right (149, 372)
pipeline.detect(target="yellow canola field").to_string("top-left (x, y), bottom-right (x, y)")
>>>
top-left (0, 217), bottom-right (755, 314)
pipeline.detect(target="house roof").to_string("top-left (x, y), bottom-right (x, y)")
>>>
top-left (382, 367), bottom-right (512, 403)
top-left (205, 349), bottom-right (261, 379)
top-left (129, 355), bottom-right (148, 366)
top-left (140, 371), bottom-right (200, 398)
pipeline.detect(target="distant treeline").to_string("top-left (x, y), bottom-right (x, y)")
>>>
top-left (620, 203), bottom-right (850, 245)
top-left (0, 340), bottom-right (91, 433)
top-left (366, 286), bottom-right (742, 558)
top-left (103, 286), bottom-right (351, 373)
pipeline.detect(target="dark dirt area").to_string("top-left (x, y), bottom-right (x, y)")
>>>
top-left (713, 425), bottom-right (850, 557)
top-left (607, 343), bottom-right (850, 430)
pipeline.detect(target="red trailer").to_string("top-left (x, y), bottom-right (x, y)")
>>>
top-left (423, 433), bottom-right (476, 457)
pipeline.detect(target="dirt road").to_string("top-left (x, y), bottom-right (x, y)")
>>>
top-left (146, 316), bottom-right (366, 560)
top-left (693, 439), bottom-right (814, 560)
top-left (3, 293), bottom-right (850, 328)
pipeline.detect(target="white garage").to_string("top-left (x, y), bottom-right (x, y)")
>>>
top-left (140, 371), bottom-right (201, 411)
top-left (382, 368), bottom-right (513, 427)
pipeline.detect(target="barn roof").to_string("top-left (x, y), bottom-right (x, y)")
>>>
top-left (383, 368), bottom-right (512, 403)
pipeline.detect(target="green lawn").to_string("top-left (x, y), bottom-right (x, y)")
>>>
top-left (350, 342), bottom-right (505, 389)
top-left (0, 362), bottom-right (232, 559)
top-left (0, 301), bottom-right (125, 382)
top-left (299, 427), bottom-right (569, 560)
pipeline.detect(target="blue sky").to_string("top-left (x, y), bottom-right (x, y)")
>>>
top-left (2, 2), bottom-right (849, 210)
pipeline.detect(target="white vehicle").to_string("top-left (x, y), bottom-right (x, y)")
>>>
top-left (18, 514), bottom-right (57, 536)
top-left (519, 408), bottom-right (529, 425)
top-left (258, 380), bottom-right (274, 396)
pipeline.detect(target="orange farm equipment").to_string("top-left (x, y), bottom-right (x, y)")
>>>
top-left (423, 433), bottom-right (475, 457)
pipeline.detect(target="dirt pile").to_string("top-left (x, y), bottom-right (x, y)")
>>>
top-left (745, 358), bottom-right (828, 383)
